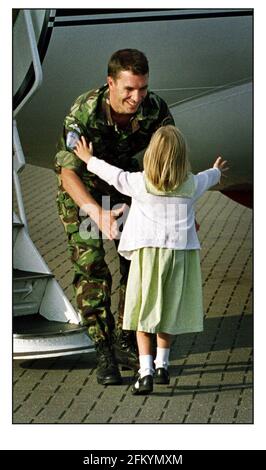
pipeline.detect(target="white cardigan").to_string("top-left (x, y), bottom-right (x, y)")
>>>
top-left (87, 157), bottom-right (221, 259)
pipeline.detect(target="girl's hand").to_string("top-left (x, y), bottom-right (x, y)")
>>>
top-left (213, 156), bottom-right (229, 176)
top-left (74, 136), bottom-right (93, 164)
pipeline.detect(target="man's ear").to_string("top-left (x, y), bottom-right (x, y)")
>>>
top-left (107, 76), bottom-right (114, 89)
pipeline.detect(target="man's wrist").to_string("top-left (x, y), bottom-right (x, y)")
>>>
top-left (88, 204), bottom-right (101, 222)
top-left (79, 197), bottom-right (101, 223)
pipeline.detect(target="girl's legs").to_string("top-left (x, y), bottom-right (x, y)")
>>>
top-left (157, 332), bottom-right (172, 349)
top-left (153, 333), bottom-right (172, 385)
top-left (137, 331), bottom-right (153, 355)
top-left (136, 331), bottom-right (154, 378)
top-left (155, 333), bottom-right (173, 370)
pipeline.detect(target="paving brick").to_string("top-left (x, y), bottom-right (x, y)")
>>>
top-left (208, 389), bottom-right (243, 423)
top-left (184, 392), bottom-right (218, 423)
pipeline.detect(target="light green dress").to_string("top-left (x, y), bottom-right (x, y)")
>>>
top-left (122, 174), bottom-right (203, 335)
top-left (123, 247), bottom-right (203, 334)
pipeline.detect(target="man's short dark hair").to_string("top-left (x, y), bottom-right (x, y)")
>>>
top-left (108, 49), bottom-right (149, 80)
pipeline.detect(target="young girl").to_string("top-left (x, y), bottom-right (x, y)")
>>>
top-left (74, 126), bottom-right (228, 395)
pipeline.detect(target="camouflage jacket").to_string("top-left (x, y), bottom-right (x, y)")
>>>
top-left (55, 84), bottom-right (174, 194)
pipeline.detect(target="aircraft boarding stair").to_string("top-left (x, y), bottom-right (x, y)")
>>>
top-left (13, 9), bottom-right (93, 359)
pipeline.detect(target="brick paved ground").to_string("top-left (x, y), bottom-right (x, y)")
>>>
top-left (13, 164), bottom-right (252, 424)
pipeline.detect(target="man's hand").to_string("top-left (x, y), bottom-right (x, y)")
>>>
top-left (94, 204), bottom-right (127, 240)
top-left (61, 168), bottom-right (128, 240)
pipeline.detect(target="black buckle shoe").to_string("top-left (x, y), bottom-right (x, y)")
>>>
top-left (95, 341), bottom-right (122, 385)
top-left (154, 367), bottom-right (170, 385)
top-left (113, 330), bottom-right (139, 371)
top-left (131, 374), bottom-right (153, 395)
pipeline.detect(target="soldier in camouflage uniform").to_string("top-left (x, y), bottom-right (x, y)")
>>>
top-left (55, 49), bottom-right (174, 385)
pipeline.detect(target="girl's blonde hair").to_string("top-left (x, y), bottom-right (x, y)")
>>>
top-left (143, 125), bottom-right (190, 191)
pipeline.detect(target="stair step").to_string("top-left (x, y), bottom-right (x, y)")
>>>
top-left (13, 314), bottom-right (86, 338)
top-left (13, 269), bottom-right (53, 281)
top-left (13, 221), bottom-right (24, 227)
top-left (13, 314), bottom-right (93, 359)
top-left (13, 302), bottom-right (39, 311)
top-left (13, 270), bottom-right (52, 316)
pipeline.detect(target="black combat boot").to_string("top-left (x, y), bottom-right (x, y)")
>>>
top-left (95, 340), bottom-right (122, 385)
top-left (113, 330), bottom-right (139, 371)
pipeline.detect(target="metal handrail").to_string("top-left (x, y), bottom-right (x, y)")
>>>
top-left (13, 119), bottom-right (28, 229)
top-left (13, 9), bottom-right (43, 118)
top-left (13, 120), bottom-right (25, 173)
top-left (13, 9), bottom-right (44, 229)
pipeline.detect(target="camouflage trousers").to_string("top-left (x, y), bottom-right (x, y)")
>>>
top-left (57, 188), bottom-right (130, 344)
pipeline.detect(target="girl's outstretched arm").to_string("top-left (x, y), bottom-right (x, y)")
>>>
top-left (74, 136), bottom-right (93, 164)
top-left (74, 136), bottom-right (143, 198)
top-left (213, 156), bottom-right (229, 176)
top-left (193, 156), bottom-right (229, 200)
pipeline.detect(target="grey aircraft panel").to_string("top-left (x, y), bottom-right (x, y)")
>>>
top-left (15, 9), bottom-right (252, 191)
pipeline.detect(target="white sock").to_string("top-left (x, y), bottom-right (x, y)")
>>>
top-left (138, 354), bottom-right (154, 378)
top-left (154, 347), bottom-right (170, 370)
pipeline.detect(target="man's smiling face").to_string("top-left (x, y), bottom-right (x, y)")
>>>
top-left (108, 70), bottom-right (149, 115)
